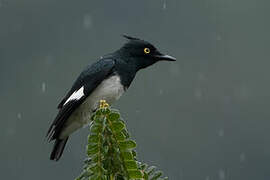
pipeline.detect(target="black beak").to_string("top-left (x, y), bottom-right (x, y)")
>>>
top-left (154, 54), bottom-right (176, 61)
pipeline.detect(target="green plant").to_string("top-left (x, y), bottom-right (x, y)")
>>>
top-left (76, 102), bottom-right (168, 180)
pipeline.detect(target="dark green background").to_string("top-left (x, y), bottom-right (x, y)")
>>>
top-left (1, 0), bottom-right (270, 179)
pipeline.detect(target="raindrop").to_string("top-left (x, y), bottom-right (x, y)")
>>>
top-left (178, 169), bottom-right (183, 180)
top-left (17, 113), bottom-right (22, 120)
top-left (235, 85), bottom-right (250, 99)
top-left (159, 89), bottom-right (164, 95)
top-left (205, 176), bottom-right (210, 180)
top-left (83, 14), bottom-right (93, 29)
top-left (162, 0), bottom-right (167, 10)
top-left (198, 72), bottom-right (207, 81)
top-left (216, 34), bottom-right (222, 41)
top-left (194, 88), bottom-right (202, 99)
top-left (218, 169), bottom-right (225, 180)
top-left (218, 129), bottom-right (224, 137)
top-left (240, 152), bottom-right (246, 162)
top-left (6, 127), bottom-right (15, 136)
top-left (42, 82), bottom-right (46, 93)
top-left (45, 54), bottom-right (54, 65)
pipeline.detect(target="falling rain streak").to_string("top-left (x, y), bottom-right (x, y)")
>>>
top-left (42, 82), bottom-right (46, 93)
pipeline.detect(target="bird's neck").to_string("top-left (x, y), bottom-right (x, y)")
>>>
top-left (115, 60), bottom-right (137, 89)
top-left (110, 50), bottom-right (143, 89)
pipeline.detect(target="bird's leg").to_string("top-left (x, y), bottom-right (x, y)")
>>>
top-left (99, 99), bottom-right (109, 108)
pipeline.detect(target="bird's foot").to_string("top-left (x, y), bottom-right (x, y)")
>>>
top-left (99, 99), bottom-right (109, 109)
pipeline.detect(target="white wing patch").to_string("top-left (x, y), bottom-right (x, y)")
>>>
top-left (63, 86), bottom-right (85, 106)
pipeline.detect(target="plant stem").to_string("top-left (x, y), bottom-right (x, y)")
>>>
top-left (110, 174), bottom-right (114, 180)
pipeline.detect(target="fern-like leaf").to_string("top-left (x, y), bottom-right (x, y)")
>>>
top-left (76, 106), bottom-right (168, 180)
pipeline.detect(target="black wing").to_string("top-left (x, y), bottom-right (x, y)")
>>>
top-left (47, 58), bottom-right (115, 140)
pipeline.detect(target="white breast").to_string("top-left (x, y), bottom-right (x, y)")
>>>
top-left (88, 75), bottom-right (125, 108)
top-left (60, 75), bottom-right (125, 138)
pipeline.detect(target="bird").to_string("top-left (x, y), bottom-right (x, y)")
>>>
top-left (47, 35), bottom-right (176, 161)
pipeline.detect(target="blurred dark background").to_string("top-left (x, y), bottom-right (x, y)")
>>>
top-left (1, 0), bottom-right (270, 179)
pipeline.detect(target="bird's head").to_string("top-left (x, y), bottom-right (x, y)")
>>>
top-left (118, 35), bottom-right (176, 70)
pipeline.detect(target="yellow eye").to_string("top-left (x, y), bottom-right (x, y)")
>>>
top-left (144, 48), bottom-right (150, 54)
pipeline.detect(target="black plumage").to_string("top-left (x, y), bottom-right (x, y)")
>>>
top-left (47, 35), bottom-right (176, 161)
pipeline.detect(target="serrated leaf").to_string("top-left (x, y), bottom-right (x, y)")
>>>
top-left (84, 157), bottom-right (92, 164)
top-left (119, 140), bottom-right (136, 150)
top-left (115, 132), bottom-right (126, 141)
top-left (77, 107), bottom-right (169, 180)
top-left (91, 154), bottom-right (104, 163)
top-left (122, 129), bottom-right (130, 138)
top-left (89, 174), bottom-right (106, 180)
top-left (95, 109), bottom-right (103, 116)
top-left (150, 171), bottom-right (162, 180)
top-left (87, 146), bottom-right (99, 156)
top-left (88, 134), bottom-right (102, 144)
top-left (94, 116), bottom-right (105, 124)
top-left (132, 150), bottom-right (137, 158)
top-left (146, 166), bottom-right (157, 176)
top-left (101, 108), bottom-right (110, 115)
top-left (142, 172), bottom-right (149, 180)
top-left (125, 160), bottom-right (138, 170)
top-left (108, 112), bottom-right (120, 121)
top-left (111, 122), bottom-right (125, 132)
top-left (122, 151), bottom-right (134, 160)
top-left (90, 124), bottom-right (103, 134)
top-left (139, 163), bottom-right (148, 171)
top-left (90, 165), bottom-right (106, 175)
top-left (86, 162), bottom-right (98, 170)
top-left (128, 170), bottom-right (143, 179)
top-left (87, 144), bottom-right (97, 153)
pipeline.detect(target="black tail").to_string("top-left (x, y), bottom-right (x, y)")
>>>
top-left (50, 137), bottom-right (69, 161)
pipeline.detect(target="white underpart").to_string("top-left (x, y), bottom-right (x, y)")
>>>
top-left (63, 86), bottom-right (85, 106)
top-left (60, 75), bottom-right (125, 138)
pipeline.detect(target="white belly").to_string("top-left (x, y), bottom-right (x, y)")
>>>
top-left (60, 75), bottom-right (125, 138)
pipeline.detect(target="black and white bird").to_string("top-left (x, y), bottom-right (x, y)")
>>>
top-left (47, 35), bottom-right (176, 161)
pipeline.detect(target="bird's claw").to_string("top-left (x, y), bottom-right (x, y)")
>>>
top-left (99, 100), bottom-right (109, 109)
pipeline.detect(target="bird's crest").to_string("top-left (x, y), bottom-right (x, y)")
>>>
top-left (122, 34), bottom-right (141, 41)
